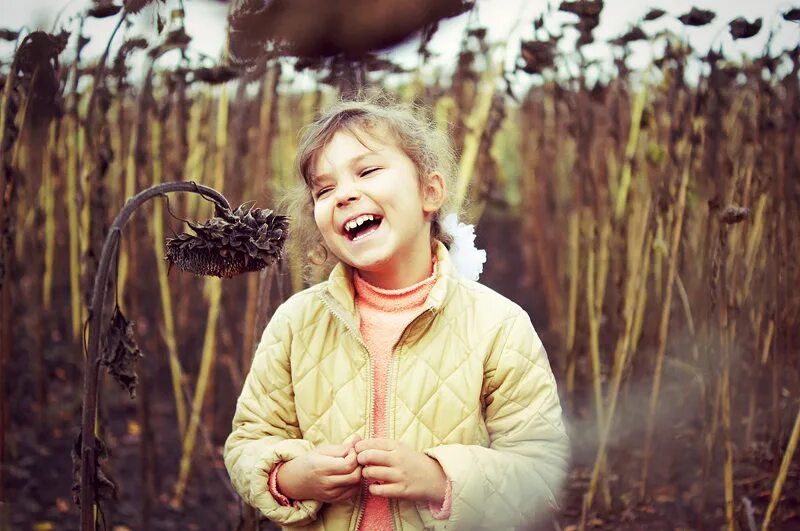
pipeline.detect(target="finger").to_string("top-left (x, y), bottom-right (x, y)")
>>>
top-left (356, 448), bottom-right (393, 467)
top-left (369, 482), bottom-right (404, 499)
top-left (343, 448), bottom-right (359, 469)
top-left (316, 444), bottom-right (349, 458)
top-left (327, 464), bottom-right (362, 487)
top-left (362, 465), bottom-right (399, 483)
top-left (320, 454), bottom-right (360, 475)
top-left (330, 485), bottom-right (361, 503)
top-left (354, 438), bottom-right (396, 453)
top-left (343, 434), bottom-right (363, 449)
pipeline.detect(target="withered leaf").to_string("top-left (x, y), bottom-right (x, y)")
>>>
top-left (0, 28), bottom-right (20, 41)
top-left (519, 39), bottom-right (557, 75)
top-left (610, 26), bottom-right (647, 46)
top-left (559, 0), bottom-right (603, 18)
top-left (124, 0), bottom-right (155, 14)
top-left (191, 65), bottom-right (241, 85)
top-left (166, 203), bottom-right (288, 278)
top-left (88, 3), bottom-right (122, 19)
top-left (729, 17), bottom-right (762, 39)
top-left (100, 306), bottom-right (142, 398)
top-left (71, 431), bottom-right (117, 507)
top-left (783, 8), bottom-right (800, 22)
top-left (111, 37), bottom-right (148, 78)
top-left (643, 8), bottom-right (666, 22)
top-left (678, 7), bottom-right (715, 27)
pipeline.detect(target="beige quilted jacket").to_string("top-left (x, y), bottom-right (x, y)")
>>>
top-left (224, 243), bottom-right (569, 530)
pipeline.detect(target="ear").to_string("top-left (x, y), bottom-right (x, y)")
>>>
top-left (422, 172), bottom-right (446, 215)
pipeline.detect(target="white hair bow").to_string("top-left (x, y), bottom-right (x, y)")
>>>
top-left (442, 213), bottom-right (487, 281)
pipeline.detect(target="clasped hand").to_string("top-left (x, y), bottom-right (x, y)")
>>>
top-left (276, 436), bottom-right (447, 505)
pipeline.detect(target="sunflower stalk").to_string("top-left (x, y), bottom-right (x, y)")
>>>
top-left (172, 80), bottom-right (230, 507)
top-left (78, 182), bottom-right (231, 531)
top-left (640, 129), bottom-right (695, 497)
top-left (150, 111), bottom-right (187, 440)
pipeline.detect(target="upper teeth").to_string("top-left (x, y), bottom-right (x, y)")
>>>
top-left (344, 214), bottom-right (376, 232)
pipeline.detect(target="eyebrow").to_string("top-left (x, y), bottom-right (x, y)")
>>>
top-left (310, 151), bottom-right (379, 186)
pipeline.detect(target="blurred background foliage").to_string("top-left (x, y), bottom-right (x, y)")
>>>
top-left (1, 0), bottom-right (799, 529)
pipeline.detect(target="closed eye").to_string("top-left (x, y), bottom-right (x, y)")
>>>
top-left (314, 186), bottom-right (333, 199)
top-left (359, 167), bottom-right (380, 177)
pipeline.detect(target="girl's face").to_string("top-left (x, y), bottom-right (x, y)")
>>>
top-left (310, 128), bottom-right (443, 288)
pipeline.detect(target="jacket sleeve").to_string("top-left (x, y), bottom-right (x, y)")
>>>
top-left (422, 310), bottom-right (569, 530)
top-left (223, 309), bottom-right (323, 526)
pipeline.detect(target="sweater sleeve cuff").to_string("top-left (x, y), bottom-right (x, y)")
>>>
top-left (428, 480), bottom-right (453, 520)
top-left (268, 461), bottom-right (295, 507)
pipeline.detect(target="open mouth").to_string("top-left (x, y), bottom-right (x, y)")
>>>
top-left (343, 214), bottom-right (383, 241)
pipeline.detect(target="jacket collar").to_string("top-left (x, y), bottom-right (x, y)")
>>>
top-left (322, 240), bottom-right (456, 320)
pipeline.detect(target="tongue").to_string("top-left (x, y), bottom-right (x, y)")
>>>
top-left (352, 219), bottom-right (381, 240)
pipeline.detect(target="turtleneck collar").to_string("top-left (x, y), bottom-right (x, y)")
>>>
top-left (353, 258), bottom-right (438, 312)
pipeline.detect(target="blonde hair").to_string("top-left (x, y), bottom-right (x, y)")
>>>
top-left (284, 94), bottom-right (460, 278)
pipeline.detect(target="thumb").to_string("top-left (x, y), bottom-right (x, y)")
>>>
top-left (343, 434), bottom-right (363, 449)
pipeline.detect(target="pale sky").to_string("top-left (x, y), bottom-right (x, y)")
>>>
top-left (2, 0), bottom-right (799, 83)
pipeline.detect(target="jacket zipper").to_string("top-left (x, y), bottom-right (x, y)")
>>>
top-left (317, 295), bottom-right (372, 531)
top-left (321, 293), bottom-right (436, 531)
top-left (385, 307), bottom-right (435, 531)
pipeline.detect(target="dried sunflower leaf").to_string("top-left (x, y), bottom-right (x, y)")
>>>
top-left (100, 307), bottom-right (142, 398)
top-left (610, 26), bottom-right (647, 46)
top-left (559, 0), bottom-right (603, 18)
top-left (191, 65), bottom-right (241, 85)
top-left (519, 39), bottom-right (557, 75)
top-left (0, 28), bottom-right (20, 41)
top-left (643, 8), bottom-right (666, 22)
top-left (88, 3), bottom-right (122, 18)
top-left (71, 431), bottom-right (117, 507)
top-left (783, 8), bottom-right (800, 22)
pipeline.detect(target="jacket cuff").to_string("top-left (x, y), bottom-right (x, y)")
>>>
top-left (428, 480), bottom-right (452, 519)
top-left (250, 438), bottom-right (322, 526)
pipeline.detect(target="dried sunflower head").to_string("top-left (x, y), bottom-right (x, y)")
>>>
top-left (165, 203), bottom-right (288, 278)
top-left (719, 205), bottom-right (749, 224)
top-left (678, 7), bottom-right (715, 27)
top-left (729, 17), bottom-right (762, 40)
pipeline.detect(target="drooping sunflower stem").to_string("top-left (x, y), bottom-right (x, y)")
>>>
top-left (78, 182), bottom-right (232, 531)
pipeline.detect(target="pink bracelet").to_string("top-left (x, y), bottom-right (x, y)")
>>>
top-left (268, 461), bottom-right (294, 507)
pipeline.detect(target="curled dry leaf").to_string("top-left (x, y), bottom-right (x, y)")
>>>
top-left (71, 431), bottom-right (117, 507)
top-left (783, 8), bottom-right (800, 23)
top-left (558, 0), bottom-right (603, 18)
top-left (191, 65), bottom-right (241, 85)
top-left (0, 28), bottom-right (20, 41)
top-left (88, 3), bottom-right (122, 19)
top-left (719, 205), bottom-right (749, 224)
top-left (111, 37), bottom-right (148, 79)
top-left (123, 0), bottom-right (155, 15)
top-left (678, 7), bottom-right (716, 27)
top-left (643, 8), bottom-right (666, 22)
top-left (610, 26), bottom-right (647, 46)
top-left (165, 203), bottom-right (288, 278)
top-left (100, 306), bottom-right (142, 398)
top-left (519, 39), bottom-right (557, 75)
top-left (729, 17), bottom-right (762, 40)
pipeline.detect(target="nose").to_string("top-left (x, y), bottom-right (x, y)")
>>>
top-left (334, 177), bottom-right (360, 207)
